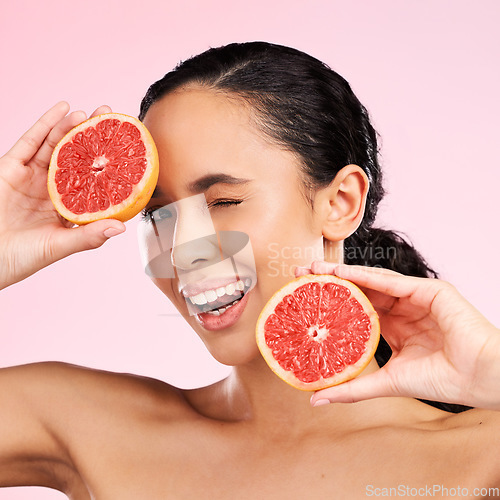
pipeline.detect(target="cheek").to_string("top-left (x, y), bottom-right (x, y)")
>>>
top-left (151, 278), bottom-right (173, 301)
top-left (151, 278), bottom-right (188, 315)
top-left (249, 207), bottom-right (323, 284)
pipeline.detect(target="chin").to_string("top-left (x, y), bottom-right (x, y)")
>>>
top-left (179, 284), bottom-right (265, 366)
top-left (199, 331), bottom-right (262, 367)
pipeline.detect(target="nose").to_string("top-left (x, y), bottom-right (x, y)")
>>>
top-left (171, 233), bottom-right (220, 270)
top-left (171, 195), bottom-right (220, 271)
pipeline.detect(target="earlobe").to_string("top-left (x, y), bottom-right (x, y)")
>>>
top-left (319, 164), bottom-right (369, 241)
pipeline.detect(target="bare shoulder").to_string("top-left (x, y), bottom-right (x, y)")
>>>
top-left (442, 407), bottom-right (500, 431)
top-left (440, 408), bottom-right (500, 484)
top-left (2, 361), bottom-right (193, 427)
top-left (0, 362), bottom-right (197, 493)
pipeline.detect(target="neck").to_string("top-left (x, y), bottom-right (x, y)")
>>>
top-left (216, 355), bottom-right (428, 437)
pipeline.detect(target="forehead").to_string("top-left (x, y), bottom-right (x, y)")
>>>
top-left (143, 88), bottom-right (262, 168)
top-left (142, 88), bottom-right (300, 199)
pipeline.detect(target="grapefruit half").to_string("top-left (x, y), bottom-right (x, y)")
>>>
top-left (48, 113), bottom-right (159, 224)
top-left (256, 274), bottom-right (380, 391)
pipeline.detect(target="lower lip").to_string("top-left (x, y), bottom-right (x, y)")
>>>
top-left (195, 289), bottom-right (251, 331)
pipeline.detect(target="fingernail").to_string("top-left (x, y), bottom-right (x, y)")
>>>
top-left (103, 227), bottom-right (125, 238)
top-left (312, 398), bottom-right (330, 407)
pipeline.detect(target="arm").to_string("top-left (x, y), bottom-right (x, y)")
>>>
top-left (0, 362), bottom-right (188, 492)
top-left (298, 261), bottom-right (500, 410)
top-left (0, 363), bottom-right (79, 490)
top-left (0, 103), bottom-right (125, 488)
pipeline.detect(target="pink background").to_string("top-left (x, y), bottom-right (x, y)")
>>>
top-left (1, 0), bottom-right (499, 497)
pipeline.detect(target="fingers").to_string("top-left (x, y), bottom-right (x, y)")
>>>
top-left (297, 260), bottom-right (401, 279)
top-left (294, 265), bottom-right (312, 277)
top-left (333, 264), bottom-right (463, 321)
top-left (89, 105), bottom-right (112, 118)
top-left (293, 262), bottom-right (391, 311)
top-left (310, 261), bottom-right (340, 275)
top-left (29, 110), bottom-right (87, 169)
top-left (294, 260), bottom-right (449, 316)
top-left (310, 368), bottom-right (397, 405)
top-left (5, 102), bottom-right (70, 163)
top-left (5, 103), bottom-right (113, 169)
top-left (295, 261), bottom-right (393, 310)
top-left (330, 263), bottom-right (424, 300)
top-left (30, 105), bottom-right (112, 169)
top-left (48, 220), bottom-right (126, 262)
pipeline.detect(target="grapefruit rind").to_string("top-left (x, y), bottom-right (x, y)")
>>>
top-left (47, 113), bottom-right (159, 225)
top-left (256, 274), bottom-right (380, 391)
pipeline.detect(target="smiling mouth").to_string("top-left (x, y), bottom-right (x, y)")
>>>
top-left (185, 278), bottom-right (253, 316)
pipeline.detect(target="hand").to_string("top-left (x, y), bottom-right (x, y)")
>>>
top-left (296, 261), bottom-right (500, 410)
top-left (0, 102), bottom-right (126, 290)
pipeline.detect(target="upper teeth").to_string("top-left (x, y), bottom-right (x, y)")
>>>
top-left (188, 279), bottom-right (251, 305)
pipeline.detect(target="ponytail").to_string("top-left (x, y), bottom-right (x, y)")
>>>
top-left (344, 227), bottom-right (438, 278)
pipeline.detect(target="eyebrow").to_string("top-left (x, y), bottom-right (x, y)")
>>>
top-left (151, 173), bottom-right (251, 199)
top-left (188, 173), bottom-right (251, 193)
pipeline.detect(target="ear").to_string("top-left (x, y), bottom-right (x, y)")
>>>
top-left (315, 164), bottom-right (369, 241)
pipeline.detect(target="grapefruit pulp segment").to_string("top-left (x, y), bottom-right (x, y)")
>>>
top-left (256, 274), bottom-right (380, 391)
top-left (48, 113), bottom-right (159, 224)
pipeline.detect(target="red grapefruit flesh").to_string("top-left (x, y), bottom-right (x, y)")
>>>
top-left (48, 113), bottom-right (159, 224)
top-left (256, 274), bottom-right (380, 391)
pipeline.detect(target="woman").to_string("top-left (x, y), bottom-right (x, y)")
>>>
top-left (1, 42), bottom-right (499, 498)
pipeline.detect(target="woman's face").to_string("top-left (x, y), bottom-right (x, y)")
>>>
top-left (142, 88), bottom-right (327, 366)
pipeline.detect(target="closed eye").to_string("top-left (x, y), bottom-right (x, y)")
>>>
top-left (141, 199), bottom-right (243, 220)
top-left (208, 199), bottom-right (243, 208)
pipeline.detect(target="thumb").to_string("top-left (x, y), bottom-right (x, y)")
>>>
top-left (310, 368), bottom-right (397, 406)
top-left (49, 220), bottom-right (126, 261)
